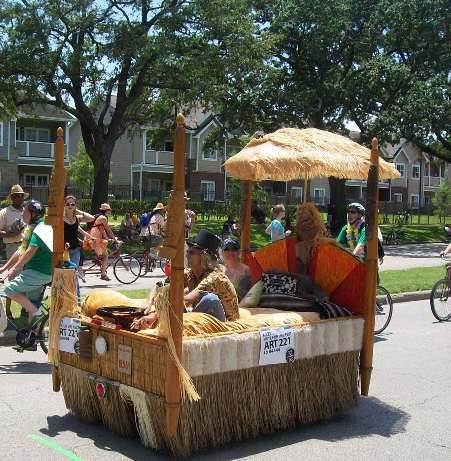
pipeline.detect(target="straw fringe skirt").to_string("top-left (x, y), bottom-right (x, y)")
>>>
top-left (59, 350), bottom-right (359, 457)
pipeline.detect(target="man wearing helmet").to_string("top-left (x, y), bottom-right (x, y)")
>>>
top-left (336, 203), bottom-right (367, 257)
top-left (0, 200), bottom-right (53, 325)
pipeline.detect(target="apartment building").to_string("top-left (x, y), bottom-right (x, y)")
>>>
top-left (0, 104), bottom-right (74, 202)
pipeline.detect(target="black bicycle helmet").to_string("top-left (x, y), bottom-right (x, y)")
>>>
top-left (347, 202), bottom-right (365, 214)
top-left (26, 200), bottom-right (45, 221)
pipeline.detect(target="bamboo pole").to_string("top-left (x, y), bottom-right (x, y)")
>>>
top-left (360, 138), bottom-right (379, 396)
top-left (163, 114), bottom-right (186, 436)
top-left (45, 127), bottom-right (67, 392)
top-left (240, 181), bottom-right (253, 262)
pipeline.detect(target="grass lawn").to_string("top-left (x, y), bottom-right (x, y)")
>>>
top-left (380, 224), bottom-right (447, 244)
top-left (379, 266), bottom-right (445, 294)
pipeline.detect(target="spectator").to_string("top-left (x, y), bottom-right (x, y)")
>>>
top-left (148, 203), bottom-right (166, 247)
top-left (63, 195), bottom-right (94, 281)
top-left (265, 204), bottom-right (291, 242)
top-left (251, 200), bottom-right (266, 224)
top-left (120, 212), bottom-right (135, 241)
top-left (222, 215), bottom-right (240, 241)
top-left (184, 192), bottom-right (196, 239)
top-left (0, 185), bottom-right (27, 317)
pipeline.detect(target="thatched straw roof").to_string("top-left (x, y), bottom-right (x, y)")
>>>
top-left (224, 128), bottom-right (400, 181)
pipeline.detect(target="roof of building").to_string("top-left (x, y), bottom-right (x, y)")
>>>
top-left (18, 103), bottom-right (75, 122)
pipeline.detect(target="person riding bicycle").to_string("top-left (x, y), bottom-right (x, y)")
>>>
top-left (0, 200), bottom-right (52, 325)
top-left (336, 202), bottom-right (384, 263)
top-left (86, 203), bottom-right (121, 281)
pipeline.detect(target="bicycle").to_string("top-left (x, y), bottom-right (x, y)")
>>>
top-left (430, 257), bottom-right (451, 321)
top-left (385, 223), bottom-right (404, 245)
top-left (131, 247), bottom-right (168, 276)
top-left (0, 284), bottom-right (50, 353)
top-left (374, 285), bottom-right (394, 334)
top-left (83, 241), bottom-right (141, 284)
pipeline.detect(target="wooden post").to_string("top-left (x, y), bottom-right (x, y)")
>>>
top-left (360, 138), bottom-right (379, 396)
top-left (45, 127), bottom-right (67, 392)
top-left (164, 114), bottom-right (186, 437)
top-left (303, 178), bottom-right (309, 203)
top-left (240, 180), bottom-right (253, 262)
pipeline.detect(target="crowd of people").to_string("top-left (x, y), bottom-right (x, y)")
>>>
top-left (1, 183), bottom-right (450, 331)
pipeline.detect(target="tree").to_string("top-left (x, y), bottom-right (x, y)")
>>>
top-left (212, 0), bottom-right (449, 230)
top-left (0, 0), bottom-right (265, 211)
top-left (432, 178), bottom-right (450, 224)
top-left (68, 141), bottom-right (95, 191)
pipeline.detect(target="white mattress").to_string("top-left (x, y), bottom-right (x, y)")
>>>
top-left (182, 318), bottom-right (364, 377)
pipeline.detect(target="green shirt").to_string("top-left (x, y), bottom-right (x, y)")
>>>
top-left (337, 223), bottom-right (366, 249)
top-left (24, 231), bottom-right (52, 275)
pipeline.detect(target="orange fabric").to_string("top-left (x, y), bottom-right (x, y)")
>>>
top-left (328, 263), bottom-right (366, 314)
top-left (254, 239), bottom-right (288, 273)
top-left (286, 236), bottom-right (298, 272)
top-left (308, 243), bottom-right (359, 295)
top-left (244, 252), bottom-right (263, 282)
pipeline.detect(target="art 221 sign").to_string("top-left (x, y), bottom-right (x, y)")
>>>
top-left (259, 327), bottom-right (295, 366)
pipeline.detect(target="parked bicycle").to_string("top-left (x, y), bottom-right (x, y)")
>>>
top-left (131, 247), bottom-right (168, 276)
top-left (374, 285), bottom-right (394, 334)
top-left (430, 257), bottom-right (451, 322)
top-left (83, 242), bottom-right (141, 284)
top-left (384, 223), bottom-right (404, 245)
top-left (0, 283), bottom-right (50, 353)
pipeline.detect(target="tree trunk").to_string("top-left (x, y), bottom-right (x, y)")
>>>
top-left (329, 177), bottom-right (347, 235)
top-left (90, 144), bottom-right (114, 214)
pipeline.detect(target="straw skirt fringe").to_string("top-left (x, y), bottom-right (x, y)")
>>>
top-left (59, 351), bottom-right (359, 457)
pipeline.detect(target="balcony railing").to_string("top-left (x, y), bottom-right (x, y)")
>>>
top-left (16, 140), bottom-right (68, 158)
top-left (144, 150), bottom-right (174, 165)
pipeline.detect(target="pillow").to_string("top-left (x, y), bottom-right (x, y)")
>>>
top-left (261, 273), bottom-right (297, 296)
top-left (238, 281), bottom-right (263, 308)
top-left (258, 293), bottom-right (317, 312)
top-left (82, 289), bottom-right (146, 318)
top-left (266, 270), bottom-right (327, 300)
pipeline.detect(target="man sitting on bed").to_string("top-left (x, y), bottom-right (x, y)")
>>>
top-left (131, 230), bottom-right (239, 329)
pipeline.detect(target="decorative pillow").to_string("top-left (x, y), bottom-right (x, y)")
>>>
top-left (261, 273), bottom-right (298, 296)
top-left (238, 281), bottom-right (263, 308)
top-left (258, 293), bottom-right (317, 311)
top-left (266, 270), bottom-right (327, 300)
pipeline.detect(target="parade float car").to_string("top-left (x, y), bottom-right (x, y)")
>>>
top-left (45, 118), bottom-right (399, 457)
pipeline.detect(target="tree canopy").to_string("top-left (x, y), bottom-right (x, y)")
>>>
top-left (0, 0), bottom-right (266, 210)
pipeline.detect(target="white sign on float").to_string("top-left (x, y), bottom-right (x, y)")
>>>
top-left (59, 317), bottom-right (81, 354)
top-left (259, 327), bottom-right (295, 366)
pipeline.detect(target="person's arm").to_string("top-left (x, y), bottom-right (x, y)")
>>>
top-left (440, 243), bottom-right (451, 257)
top-left (265, 221), bottom-right (272, 235)
top-left (76, 210), bottom-right (95, 223)
top-left (184, 288), bottom-right (201, 306)
top-left (98, 216), bottom-right (115, 240)
top-left (336, 226), bottom-right (347, 246)
top-left (0, 250), bottom-right (21, 273)
top-left (78, 226), bottom-right (94, 240)
top-left (6, 245), bottom-right (39, 280)
top-left (353, 226), bottom-right (366, 256)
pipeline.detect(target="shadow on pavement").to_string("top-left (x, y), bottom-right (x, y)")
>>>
top-left (0, 360), bottom-right (51, 375)
top-left (41, 396), bottom-right (409, 460)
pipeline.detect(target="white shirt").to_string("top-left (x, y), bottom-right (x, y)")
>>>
top-left (0, 205), bottom-right (24, 244)
top-left (149, 213), bottom-right (165, 236)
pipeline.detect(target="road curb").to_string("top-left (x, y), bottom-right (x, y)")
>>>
top-left (1, 290), bottom-right (431, 347)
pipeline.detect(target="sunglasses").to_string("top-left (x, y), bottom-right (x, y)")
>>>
top-left (348, 210), bottom-right (359, 214)
top-left (65, 203), bottom-right (76, 207)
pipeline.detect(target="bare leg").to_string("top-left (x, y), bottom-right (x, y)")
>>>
top-left (6, 292), bottom-right (38, 323)
top-left (5, 297), bottom-right (13, 318)
top-left (100, 252), bottom-right (108, 278)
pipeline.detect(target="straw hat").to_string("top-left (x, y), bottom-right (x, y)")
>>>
top-left (99, 203), bottom-right (112, 211)
top-left (9, 184), bottom-right (29, 199)
top-left (153, 202), bottom-right (166, 212)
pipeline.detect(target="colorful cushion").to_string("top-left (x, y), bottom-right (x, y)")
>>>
top-left (238, 281), bottom-right (263, 308)
top-left (261, 273), bottom-right (297, 296)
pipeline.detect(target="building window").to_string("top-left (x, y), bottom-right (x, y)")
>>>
top-left (412, 164), bottom-right (420, 179)
top-left (202, 148), bottom-right (217, 161)
top-left (291, 186), bottom-right (303, 201)
top-left (201, 180), bottom-right (215, 201)
top-left (163, 141), bottom-right (173, 152)
top-left (410, 194), bottom-right (419, 209)
top-left (313, 188), bottom-right (326, 205)
top-left (0, 122), bottom-right (3, 146)
top-left (423, 163), bottom-right (429, 177)
top-left (148, 179), bottom-right (161, 194)
top-left (24, 174), bottom-right (49, 186)
top-left (424, 196), bottom-right (432, 205)
top-left (393, 193), bottom-right (403, 203)
top-left (17, 127), bottom-right (50, 143)
top-left (395, 163), bottom-right (405, 177)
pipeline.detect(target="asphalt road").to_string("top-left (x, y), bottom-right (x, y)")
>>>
top-left (0, 298), bottom-right (450, 461)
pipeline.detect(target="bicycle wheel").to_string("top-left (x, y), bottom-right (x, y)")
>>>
top-left (430, 279), bottom-right (451, 321)
top-left (38, 314), bottom-right (50, 354)
top-left (113, 255), bottom-right (141, 284)
top-left (374, 285), bottom-right (393, 334)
